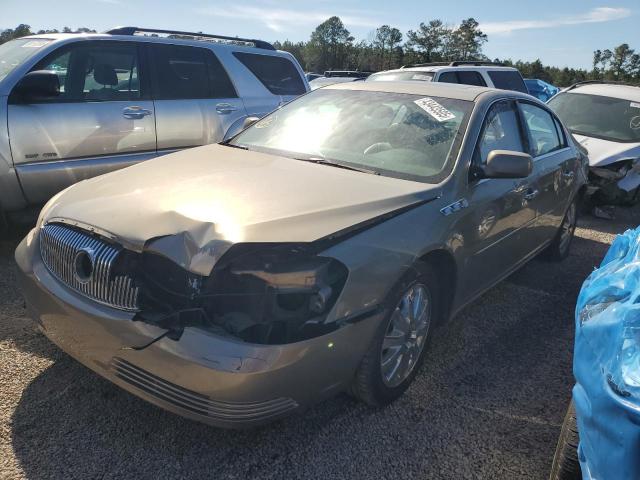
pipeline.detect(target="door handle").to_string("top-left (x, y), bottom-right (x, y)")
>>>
top-left (122, 106), bottom-right (152, 119)
top-left (215, 103), bottom-right (237, 114)
top-left (523, 189), bottom-right (540, 201)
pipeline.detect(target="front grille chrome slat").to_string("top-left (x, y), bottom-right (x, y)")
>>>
top-left (39, 223), bottom-right (140, 312)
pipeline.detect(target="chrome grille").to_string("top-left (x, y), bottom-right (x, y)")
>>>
top-left (39, 223), bottom-right (139, 311)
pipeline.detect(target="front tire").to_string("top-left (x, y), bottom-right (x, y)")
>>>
top-left (351, 262), bottom-right (442, 406)
top-left (549, 400), bottom-right (581, 480)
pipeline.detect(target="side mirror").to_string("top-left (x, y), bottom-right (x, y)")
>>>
top-left (12, 70), bottom-right (60, 101)
top-left (483, 150), bottom-right (532, 179)
top-left (242, 116), bottom-right (260, 130)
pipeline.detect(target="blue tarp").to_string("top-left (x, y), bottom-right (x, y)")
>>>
top-left (573, 226), bottom-right (640, 479)
top-left (524, 79), bottom-right (560, 102)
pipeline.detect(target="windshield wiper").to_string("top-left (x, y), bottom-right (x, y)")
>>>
top-left (294, 157), bottom-right (380, 175)
top-left (221, 143), bottom-right (248, 150)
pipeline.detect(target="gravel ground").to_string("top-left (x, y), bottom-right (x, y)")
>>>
top-left (1, 206), bottom-right (638, 480)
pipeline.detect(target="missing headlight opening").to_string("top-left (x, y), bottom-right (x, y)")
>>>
top-left (134, 243), bottom-right (348, 345)
top-left (589, 159), bottom-right (640, 206)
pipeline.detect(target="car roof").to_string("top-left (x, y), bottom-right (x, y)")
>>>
top-left (326, 80), bottom-right (516, 102)
top-left (565, 83), bottom-right (640, 102)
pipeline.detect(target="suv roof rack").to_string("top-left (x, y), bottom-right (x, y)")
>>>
top-left (324, 70), bottom-right (372, 78)
top-left (401, 61), bottom-right (504, 69)
top-left (564, 80), bottom-right (640, 92)
top-left (104, 27), bottom-right (276, 50)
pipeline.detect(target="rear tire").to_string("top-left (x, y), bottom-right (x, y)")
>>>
top-left (549, 400), bottom-right (581, 480)
top-left (351, 262), bottom-right (443, 406)
top-left (543, 199), bottom-right (577, 262)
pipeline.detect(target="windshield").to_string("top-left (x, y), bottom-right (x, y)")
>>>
top-left (0, 38), bottom-right (53, 82)
top-left (549, 92), bottom-right (640, 143)
top-left (231, 89), bottom-right (472, 183)
top-left (368, 71), bottom-right (434, 82)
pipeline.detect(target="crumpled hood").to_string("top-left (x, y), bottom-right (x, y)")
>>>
top-left (573, 134), bottom-right (640, 167)
top-left (42, 144), bottom-right (439, 274)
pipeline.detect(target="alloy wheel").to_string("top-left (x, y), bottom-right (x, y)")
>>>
top-left (380, 283), bottom-right (432, 388)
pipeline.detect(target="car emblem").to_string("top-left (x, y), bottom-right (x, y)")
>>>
top-left (74, 247), bottom-right (95, 284)
top-left (440, 198), bottom-right (469, 216)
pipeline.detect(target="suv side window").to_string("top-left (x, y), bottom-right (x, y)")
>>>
top-left (487, 71), bottom-right (528, 93)
top-left (233, 52), bottom-right (305, 96)
top-left (477, 101), bottom-right (526, 165)
top-left (151, 44), bottom-right (236, 100)
top-left (22, 41), bottom-right (142, 102)
top-left (519, 103), bottom-right (563, 157)
top-left (437, 71), bottom-right (458, 84)
top-left (457, 71), bottom-right (487, 86)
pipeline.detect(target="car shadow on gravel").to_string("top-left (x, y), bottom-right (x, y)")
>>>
top-left (10, 233), bottom-right (614, 480)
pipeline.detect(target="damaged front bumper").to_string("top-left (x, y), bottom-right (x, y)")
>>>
top-left (587, 160), bottom-right (640, 204)
top-left (15, 232), bottom-right (385, 428)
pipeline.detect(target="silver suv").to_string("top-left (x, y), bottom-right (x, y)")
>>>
top-left (367, 61), bottom-right (529, 94)
top-left (0, 27), bottom-right (309, 222)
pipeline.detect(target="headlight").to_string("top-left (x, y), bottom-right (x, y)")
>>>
top-left (577, 227), bottom-right (640, 395)
top-left (136, 244), bottom-right (348, 344)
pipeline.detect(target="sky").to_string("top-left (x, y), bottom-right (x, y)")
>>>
top-left (2, 0), bottom-right (638, 69)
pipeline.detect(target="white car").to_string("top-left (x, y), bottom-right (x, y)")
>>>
top-left (549, 82), bottom-right (640, 205)
top-left (367, 61), bottom-right (529, 94)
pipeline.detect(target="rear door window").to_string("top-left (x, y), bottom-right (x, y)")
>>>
top-left (487, 70), bottom-right (528, 93)
top-left (233, 52), bottom-right (305, 95)
top-left (437, 71), bottom-right (458, 84)
top-left (151, 44), bottom-right (237, 100)
top-left (456, 70), bottom-right (487, 86)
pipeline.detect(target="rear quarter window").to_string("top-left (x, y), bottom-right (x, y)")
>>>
top-left (456, 71), bottom-right (486, 86)
top-left (487, 71), bottom-right (528, 94)
top-left (233, 52), bottom-right (306, 96)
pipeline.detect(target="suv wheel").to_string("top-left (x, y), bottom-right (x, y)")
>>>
top-left (351, 262), bottom-right (441, 406)
top-left (549, 400), bottom-right (581, 480)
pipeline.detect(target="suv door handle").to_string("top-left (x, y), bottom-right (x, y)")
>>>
top-left (215, 103), bottom-right (237, 114)
top-left (122, 107), bottom-right (152, 119)
top-left (523, 189), bottom-right (540, 201)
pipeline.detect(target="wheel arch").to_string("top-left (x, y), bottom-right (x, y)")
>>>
top-left (417, 247), bottom-right (457, 323)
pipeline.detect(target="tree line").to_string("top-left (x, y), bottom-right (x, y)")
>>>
top-left (2, 20), bottom-right (639, 86)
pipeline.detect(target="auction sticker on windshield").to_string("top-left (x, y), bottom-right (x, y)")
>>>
top-left (414, 97), bottom-right (456, 122)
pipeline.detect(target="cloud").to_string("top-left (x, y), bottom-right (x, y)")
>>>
top-left (195, 5), bottom-right (380, 32)
top-left (481, 7), bottom-right (631, 35)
